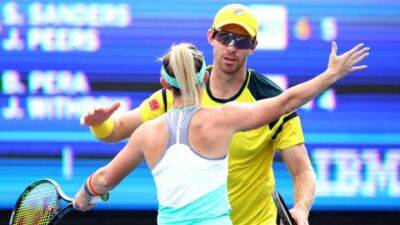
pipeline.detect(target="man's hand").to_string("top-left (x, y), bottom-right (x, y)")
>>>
top-left (281, 144), bottom-right (315, 225)
top-left (289, 206), bottom-right (309, 225)
top-left (80, 102), bottom-right (121, 127)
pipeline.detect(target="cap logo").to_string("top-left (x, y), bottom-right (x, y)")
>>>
top-left (233, 8), bottom-right (245, 16)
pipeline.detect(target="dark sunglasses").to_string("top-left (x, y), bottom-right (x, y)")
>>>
top-left (212, 30), bottom-right (256, 49)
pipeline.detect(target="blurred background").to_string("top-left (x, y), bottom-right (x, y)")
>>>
top-left (0, 0), bottom-right (399, 224)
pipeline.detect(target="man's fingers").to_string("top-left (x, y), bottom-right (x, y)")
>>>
top-left (89, 102), bottom-right (121, 116)
top-left (80, 116), bottom-right (86, 126)
top-left (80, 102), bottom-right (120, 126)
top-left (105, 102), bottom-right (121, 114)
top-left (331, 41), bottom-right (338, 56)
top-left (93, 106), bottom-right (101, 112)
top-left (89, 108), bottom-right (95, 116)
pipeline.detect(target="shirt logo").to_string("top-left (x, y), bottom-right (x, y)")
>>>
top-left (149, 99), bottom-right (160, 111)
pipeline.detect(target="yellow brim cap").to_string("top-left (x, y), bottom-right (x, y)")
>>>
top-left (214, 19), bottom-right (257, 38)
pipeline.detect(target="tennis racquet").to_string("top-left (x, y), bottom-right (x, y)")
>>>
top-left (272, 190), bottom-right (297, 225)
top-left (9, 179), bottom-right (109, 225)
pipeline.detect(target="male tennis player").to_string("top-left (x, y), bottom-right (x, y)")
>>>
top-left (75, 42), bottom-right (368, 225)
top-left (80, 4), bottom-right (368, 225)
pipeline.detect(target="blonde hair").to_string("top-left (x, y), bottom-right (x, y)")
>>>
top-left (162, 43), bottom-right (204, 107)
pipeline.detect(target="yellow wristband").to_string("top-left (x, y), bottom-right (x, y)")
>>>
top-left (90, 118), bottom-right (114, 139)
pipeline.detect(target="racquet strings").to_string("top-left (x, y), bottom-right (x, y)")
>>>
top-left (11, 183), bottom-right (60, 225)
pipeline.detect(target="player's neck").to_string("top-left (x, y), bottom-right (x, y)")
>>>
top-left (174, 98), bottom-right (195, 108)
top-left (173, 89), bottom-right (201, 109)
top-left (209, 65), bottom-right (247, 99)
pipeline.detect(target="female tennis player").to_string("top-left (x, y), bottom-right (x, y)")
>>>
top-left (73, 42), bottom-right (368, 225)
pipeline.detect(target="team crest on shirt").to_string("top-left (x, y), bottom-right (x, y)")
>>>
top-left (149, 99), bottom-right (160, 111)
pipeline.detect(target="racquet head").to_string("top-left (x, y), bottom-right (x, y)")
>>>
top-left (9, 179), bottom-right (70, 225)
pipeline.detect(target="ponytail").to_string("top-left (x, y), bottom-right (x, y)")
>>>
top-left (161, 43), bottom-right (205, 107)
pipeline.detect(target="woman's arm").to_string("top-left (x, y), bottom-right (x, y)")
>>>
top-left (73, 126), bottom-right (146, 211)
top-left (219, 42), bottom-right (369, 132)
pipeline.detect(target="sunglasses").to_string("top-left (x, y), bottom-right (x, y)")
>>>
top-left (213, 30), bottom-right (256, 49)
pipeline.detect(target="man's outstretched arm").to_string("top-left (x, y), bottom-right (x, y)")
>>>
top-left (82, 89), bottom-right (170, 143)
top-left (80, 102), bottom-right (143, 143)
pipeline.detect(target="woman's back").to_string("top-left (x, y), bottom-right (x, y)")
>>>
top-left (141, 106), bottom-right (232, 225)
